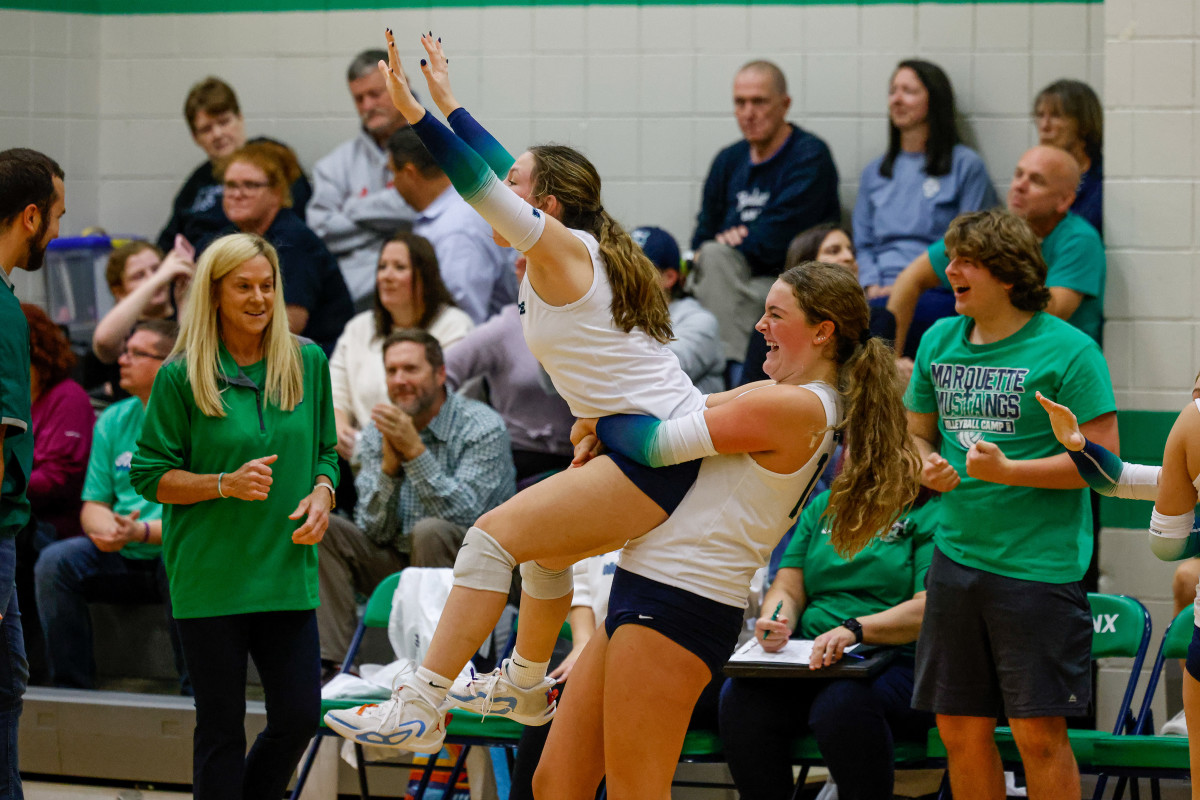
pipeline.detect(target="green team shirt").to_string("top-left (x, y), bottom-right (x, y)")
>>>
top-left (779, 490), bottom-right (938, 642)
top-left (81, 397), bottom-right (162, 561)
top-left (928, 211), bottom-right (1106, 344)
top-left (0, 271), bottom-right (32, 538)
top-left (904, 312), bottom-right (1115, 583)
top-left (130, 340), bottom-right (338, 618)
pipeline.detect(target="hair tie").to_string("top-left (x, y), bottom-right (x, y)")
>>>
top-left (859, 330), bottom-right (871, 346)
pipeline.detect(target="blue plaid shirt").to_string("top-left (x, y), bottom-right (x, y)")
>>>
top-left (354, 390), bottom-right (515, 553)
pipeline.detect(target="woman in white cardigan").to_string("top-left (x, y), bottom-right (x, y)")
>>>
top-left (329, 230), bottom-right (474, 461)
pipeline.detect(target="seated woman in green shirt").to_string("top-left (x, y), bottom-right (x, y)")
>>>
top-left (130, 232), bottom-right (338, 800)
top-left (719, 489), bottom-right (939, 800)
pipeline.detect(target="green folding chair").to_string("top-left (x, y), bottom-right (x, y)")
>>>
top-left (290, 570), bottom-right (527, 800)
top-left (1089, 606), bottom-right (1195, 799)
top-left (927, 592), bottom-right (1153, 800)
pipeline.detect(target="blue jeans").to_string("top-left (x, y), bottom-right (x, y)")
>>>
top-left (175, 610), bottom-right (320, 800)
top-left (0, 536), bottom-right (27, 800)
top-left (33, 536), bottom-right (188, 692)
top-left (719, 658), bottom-right (931, 800)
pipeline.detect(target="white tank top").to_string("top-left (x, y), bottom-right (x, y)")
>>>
top-left (618, 382), bottom-right (843, 607)
top-left (519, 229), bottom-right (705, 420)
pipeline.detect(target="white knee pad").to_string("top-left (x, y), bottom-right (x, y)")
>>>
top-left (519, 561), bottom-right (574, 600)
top-left (453, 527), bottom-right (518, 594)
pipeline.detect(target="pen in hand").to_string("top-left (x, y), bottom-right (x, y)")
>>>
top-left (762, 600), bottom-right (784, 640)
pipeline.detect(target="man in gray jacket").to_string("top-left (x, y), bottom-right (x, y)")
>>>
top-left (308, 49), bottom-right (416, 307)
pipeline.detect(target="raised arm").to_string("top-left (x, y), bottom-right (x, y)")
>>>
top-left (93, 251), bottom-right (193, 363)
top-left (379, 30), bottom-right (591, 305)
top-left (1035, 391), bottom-right (1159, 500)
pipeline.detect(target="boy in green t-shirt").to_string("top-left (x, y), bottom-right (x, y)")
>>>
top-left (904, 209), bottom-right (1118, 799)
top-left (34, 321), bottom-right (189, 692)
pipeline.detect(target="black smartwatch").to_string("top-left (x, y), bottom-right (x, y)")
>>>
top-left (841, 618), bottom-right (864, 644)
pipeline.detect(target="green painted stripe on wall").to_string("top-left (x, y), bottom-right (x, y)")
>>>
top-left (0, 0), bottom-right (1102, 15)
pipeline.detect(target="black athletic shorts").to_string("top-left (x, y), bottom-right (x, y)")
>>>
top-left (605, 566), bottom-right (744, 677)
top-left (913, 547), bottom-right (1091, 718)
top-left (1186, 623), bottom-right (1200, 683)
top-left (608, 452), bottom-right (702, 516)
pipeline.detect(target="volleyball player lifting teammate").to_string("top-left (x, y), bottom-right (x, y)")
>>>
top-left (324, 32), bottom-right (918, 796)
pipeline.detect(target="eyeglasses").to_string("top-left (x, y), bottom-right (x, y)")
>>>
top-left (120, 347), bottom-right (166, 361)
top-left (222, 180), bottom-right (271, 195)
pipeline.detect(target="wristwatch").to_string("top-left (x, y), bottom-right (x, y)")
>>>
top-left (841, 618), bottom-right (864, 644)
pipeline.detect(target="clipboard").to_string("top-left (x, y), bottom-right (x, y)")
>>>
top-left (722, 638), bottom-right (898, 679)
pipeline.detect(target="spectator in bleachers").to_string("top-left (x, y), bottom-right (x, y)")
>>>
top-left (157, 77), bottom-right (312, 252)
top-left (329, 231), bottom-right (473, 465)
top-left (23, 303), bottom-right (93, 542)
top-left (719, 490), bottom-right (939, 800)
top-left (88, 242), bottom-right (193, 401)
top-left (444, 254), bottom-right (574, 486)
top-left (1034, 79), bottom-right (1103, 235)
top-left (632, 226), bottom-right (723, 394)
top-left (35, 320), bottom-right (189, 693)
top-left (386, 127), bottom-right (517, 324)
top-left (855, 60), bottom-right (998, 357)
top-left (317, 329), bottom-right (514, 668)
top-left (904, 209), bottom-right (1116, 799)
top-left (308, 49), bottom-right (416, 307)
top-left (1, 146), bottom-right (66, 800)
top-left (887, 145), bottom-right (1105, 362)
top-left (200, 142), bottom-right (354, 355)
top-left (691, 60), bottom-right (840, 378)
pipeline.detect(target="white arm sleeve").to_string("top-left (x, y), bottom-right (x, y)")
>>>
top-left (469, 178), bottom-right (546, 254)
top-left (658, 409), bottom-right (719, 465)
top-left (1115, 462), bottom-right (1162, 501)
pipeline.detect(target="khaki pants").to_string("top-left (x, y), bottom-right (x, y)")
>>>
top-left (692, 241), bottom-right (777, 362)
top-left (316, 514), bottom-right (466, 663)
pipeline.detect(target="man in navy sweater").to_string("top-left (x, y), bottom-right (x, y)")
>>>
top-left (691, 60), bottom-right (841, 377)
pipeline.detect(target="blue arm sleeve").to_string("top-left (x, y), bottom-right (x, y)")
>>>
top-left (596, 415), bottom-right (668, 468)
top-left (447, 107), bottom-right (516, 177)
top-left (1066, 438), bottom-right (1125, 497)
top-left (410, 112), bottom-right (497, 204)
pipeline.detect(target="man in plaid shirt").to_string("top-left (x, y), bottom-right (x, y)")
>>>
top-left (317, 329), bottom-right (515, 668)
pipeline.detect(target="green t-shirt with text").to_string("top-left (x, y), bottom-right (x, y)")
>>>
top-left (904, 312), bottom-right (1115, 583)
top-left (928, 211), bottom-right (1105, 344)
top-left (0, 276), bottom-right (32, 537)
top-left (81, 397), bottom-right (162, 560)
top-left (780, 490), bottom-right (938, 640)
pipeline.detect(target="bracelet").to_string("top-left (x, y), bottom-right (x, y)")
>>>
top-left (216, 472), bottom-right (227, 499)
top-left (313, 482), bottom-right (336, 509)
top-left (141, 522), bottom-right (150, 544)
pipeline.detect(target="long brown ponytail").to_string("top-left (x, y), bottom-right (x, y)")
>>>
top-left (780, 262), bottom-right (921, 557)
top-left (529, 145), bottom-right (673, 344)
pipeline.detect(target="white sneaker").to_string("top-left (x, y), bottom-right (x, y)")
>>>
top-left (446, 660), bottom-right (558, 726)
top-left (324, 686), bottom-right (448, 752)
top-left (1162, 709), bottom-right (1188, 736)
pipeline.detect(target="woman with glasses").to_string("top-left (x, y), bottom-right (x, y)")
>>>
top-left (200, 142), bottom-right (355, 354)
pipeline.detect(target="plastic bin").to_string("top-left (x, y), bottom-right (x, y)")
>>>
top-left (42, 235), bottom-right (113, 345)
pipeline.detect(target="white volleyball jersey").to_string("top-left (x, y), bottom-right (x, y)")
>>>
top-left (618, 382), bottom-right (842, 608)
top-left (519, 229), bottom-right (705, 420)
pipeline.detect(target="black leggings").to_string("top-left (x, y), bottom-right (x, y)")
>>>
top-left (175, 609), bottom-right (321, 800)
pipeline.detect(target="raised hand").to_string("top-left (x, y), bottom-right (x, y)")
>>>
top-left (418, 32), bottom-right (460, 117)
top-left (378, 28), bottom-right (427, 125)
top-left (224, 454), bottom-right (278, 501)
top-left (1035, 391), bottom-right (1085, 452)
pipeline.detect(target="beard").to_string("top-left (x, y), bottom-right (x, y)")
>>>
top-left (22, 213), bottom-right (51, 272)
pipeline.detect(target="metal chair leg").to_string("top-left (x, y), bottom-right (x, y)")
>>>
top-left (289, 734), bottom-right (323, 800)
top-left (354, 742), bottom-right (370, 800)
